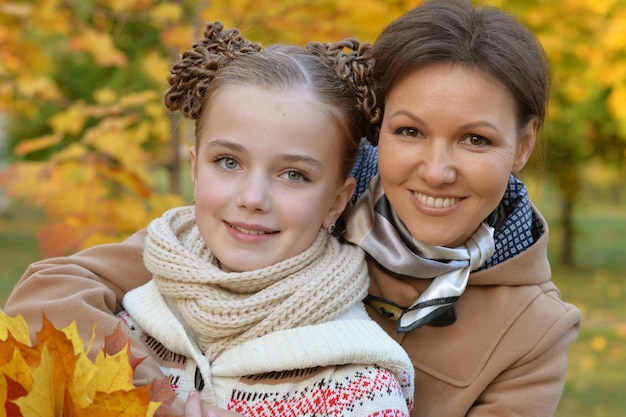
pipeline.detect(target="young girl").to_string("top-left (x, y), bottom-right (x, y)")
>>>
top-left (116, 22), bottom-right (413, 416)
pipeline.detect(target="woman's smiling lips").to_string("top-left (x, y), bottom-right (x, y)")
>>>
top-left (411, 191), bottom-right (464, 217)
top-left (413, 191), bottom-right (461, 208)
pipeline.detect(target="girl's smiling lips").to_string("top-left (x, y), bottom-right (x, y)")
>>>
top-left (225, 221), bottom-right (277, 237)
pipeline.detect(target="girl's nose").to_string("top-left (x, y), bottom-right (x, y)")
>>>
top-left (235, 174), bottom-right (272, 212)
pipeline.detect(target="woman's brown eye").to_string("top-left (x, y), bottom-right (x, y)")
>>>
top-left (397, 127), bottom-right (419, 137)
top-left (465, 135), bottom-right (490, 146)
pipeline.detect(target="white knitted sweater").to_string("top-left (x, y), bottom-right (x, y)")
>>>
top-left (120, 280), bottom-right (414, 416)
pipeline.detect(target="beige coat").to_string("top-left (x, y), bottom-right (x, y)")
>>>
top-left (4, 211), bottom-right (580, 417)
top-left (363, 211), bottom-right (581, 417)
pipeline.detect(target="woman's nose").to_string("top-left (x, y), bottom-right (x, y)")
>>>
top-left (417, 143), bottom-right (456, 186)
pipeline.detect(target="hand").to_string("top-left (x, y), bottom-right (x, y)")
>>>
top-left (184, 391), bottom-right (244, 417)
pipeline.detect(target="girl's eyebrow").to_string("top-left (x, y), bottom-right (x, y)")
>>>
top-left (203, 139), bottom-right (246, 153)
top-left (204, 139), bottom-right (325, 172)
top-left (278, 154), bottom-right (324, 172)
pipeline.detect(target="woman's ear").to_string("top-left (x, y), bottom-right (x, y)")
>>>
top-left (512, 117), bottom-right (538, 173)
top-left (323, 177), bottom-right (356, 229)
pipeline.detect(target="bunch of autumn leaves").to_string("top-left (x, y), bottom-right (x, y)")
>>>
top-left (0, 310), bottom-right (178, 417)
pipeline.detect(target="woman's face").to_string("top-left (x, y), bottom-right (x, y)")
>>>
top-left (190, 84), bottom-right (354, 272)
top-left (378, 62), bottom-right (537, 248)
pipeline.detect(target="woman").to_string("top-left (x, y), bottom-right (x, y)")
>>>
top-left (5, 1), bottom-right (581, 416)
top-left (340, 1), bottom-right (581, 416)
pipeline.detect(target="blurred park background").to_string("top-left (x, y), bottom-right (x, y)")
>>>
top-left (0, 0), bottom-right (624, 415)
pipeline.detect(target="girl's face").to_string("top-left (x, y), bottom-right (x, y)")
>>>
top-left (378, 62), bottom-right (536, 248)
top-left (191, 84), bottom-right (354, 272)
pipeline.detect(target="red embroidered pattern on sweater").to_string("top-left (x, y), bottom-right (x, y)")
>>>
top-left (227, 367), bottom-right (409, 417)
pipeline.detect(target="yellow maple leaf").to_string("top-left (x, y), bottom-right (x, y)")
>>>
top-left (14, 344), bottom-right (60, 417)
top-left (2, 348), bottom-right (35, 394)
top-left (92, 348), bottom-right (137, 393)
top-left (69, 353), bottom-right (99, 409)
top-left (0, 311), bottom-right (32, 346)
top-left (0, 312), bottom-right (178, 416)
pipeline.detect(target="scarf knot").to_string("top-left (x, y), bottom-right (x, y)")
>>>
top-left (344, 176), bottom-right (495, 332)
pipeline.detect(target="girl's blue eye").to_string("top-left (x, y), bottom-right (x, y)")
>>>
top-left (283, 170), bottom-right (307, 182)
top-left (288, 171), bottom-right (303, 181)
top-left (218, 157), bottom-right (240, 170)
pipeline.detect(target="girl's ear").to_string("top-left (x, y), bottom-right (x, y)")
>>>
top-left (513, 117), bottom-right (538, 173)
top-left (323, 177), bottom-right (356, 229)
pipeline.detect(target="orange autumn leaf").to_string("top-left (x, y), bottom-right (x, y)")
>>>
top-left (104, 324), bottom-right (145, 371)
top-left (150, 377), bottom-right (178, 417)
top-left (4, 375), bottom-right (28, 417)
top-left (0, 311), bottom-right (179, 417)
top-left (74, 385), bottom-right (159, 417)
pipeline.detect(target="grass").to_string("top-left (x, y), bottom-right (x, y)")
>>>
top-left (0, 203), bottom-right (45, 306)
top-left (527, 181), bottom-right (626, 417)
top-left (1, 186), bottom-right (625, 416)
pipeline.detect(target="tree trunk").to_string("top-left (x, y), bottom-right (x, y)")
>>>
top-left (560, 197), bottom-right (575, 267)
top-left (167, 113), bottom-right (181, 195)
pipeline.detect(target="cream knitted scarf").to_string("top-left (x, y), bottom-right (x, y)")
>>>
top-left (144, 206), bottom-right (369, 362)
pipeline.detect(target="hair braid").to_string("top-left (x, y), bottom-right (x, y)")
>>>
top-left (165, 22), bottom-right (261, 119)
top-left (306, 39), bottom-right (381, 146)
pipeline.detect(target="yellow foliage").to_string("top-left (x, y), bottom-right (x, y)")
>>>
top-left (93, 87), bottom-right (118, 104)
top-left (15, 75), bottom-right (62, 101)
top-left (69, 28), bottom-right (128, 67)
top-left (0, 3), bottom-right (33, 19)
top-left (101, 0), bottom-right (140, 14)
top-left (160, 25), bottom-right (195, 52)
top-left (14, 133), bottom-right (63, 156)
top-left (31, 0), bottom-right (74, 36)
top-left (0, 311), bottom-right (177, 416)
top-left (49, 105), bottom-right (88, 136)
top-left (0, 162), bottom-right (49, 203)
top-left (590, 335), bottom-right (607, 352)
top-left (150, 3), bottom-right (184, 25)
top-left (119, 90), bottom-right (160, 107)
top-left (50, 142), bottom-right (88, 161)
top-left (142, 51), bottom-right (171, 85)
top-left (607, 86), bottom-right (626, 121)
